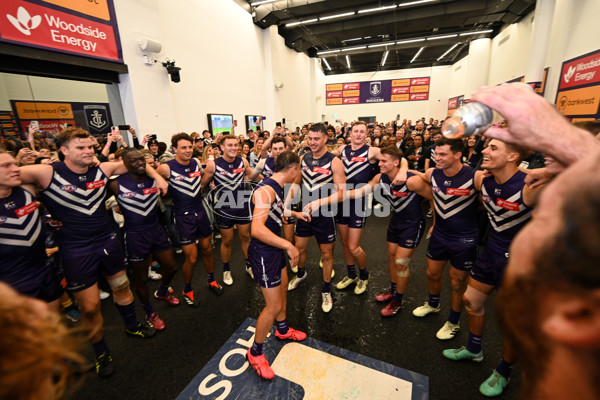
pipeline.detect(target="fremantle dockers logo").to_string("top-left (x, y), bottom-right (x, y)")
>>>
top-left (370, 82), bottom-right (381, 96)
top-left (84, 105), bottom-right (109, 132)
top-left (0, 217), bottom-right (6, 224)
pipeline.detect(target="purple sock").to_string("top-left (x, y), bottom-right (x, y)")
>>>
top-left (448, 309), bottom-right (461, 325)
top-left (496, 358), bottom-right (513, 378)
top-left (347, 265), bottom-right (357, 279)
top-left (142, 302), bottom-right (155, 318)
top-left (116, 302), bottom-right (138, 330)
top-left (393, 291), bottom-right (404, 304)
top-left (276, 319), bottom-right (289, 335)
top-left (223, 262), bottom-right (231, 272)
top-left (322, 281), bottom-right (331, 293)
top-left (92, 337), bottom-right (109, 358)
top-left (428, 293), bottom-right (440, 308)
top-left (207, 273), bottom-right (215, 283)
top-left (466, 332), bottom-right (482, 353)
top-left (156, 284), bottom-right (169, 298)
top-left (250, 341), bottom-right (263, 356)
top-left (359, 268), bottom-right (369, 280)
top-left (184, 283), bottom-right (193, 293)
top-left (297, 267), bottom-right (306, 278)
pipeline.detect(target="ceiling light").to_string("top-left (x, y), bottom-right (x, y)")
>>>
top-left (250, 0), bottom-right (276, 6)
top-left (368, 42), bottom-right (394, 48)
top-left (381, 51), bottom-right (389, 67)
top-left (399, 0), bottom-right (436, 6)
top-left (346, 55), bottom-right (351, 68)
top-left (437, 42), bottom-right (461, 61)
top-left (411, 46), bottom-right (425, 63)
top-left (320, 11), bottom-right (355, 21)
top-left (342, 46), bottom-right (367, 52)
top-left (364, 36), bottom-right (371, 39)
top-left (285, 18), bottom-right (318, 27)
top-left (358, 5), bottom-right (397, 14)
top-left (322, 58), bottom-right (332, 71)
top-left (459, 29), bottom-right (494, 36)
top-left (396, 38), bottom-right (426, 44)
top-left (342, 37), bottom-right (362, 42)
top-left (427, 34), bottom-right (458, 40)
top-left (317, 49), bottom-right (341, 55)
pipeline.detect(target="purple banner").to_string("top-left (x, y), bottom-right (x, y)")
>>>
top-left (327, 77), bottom-right (430, 105)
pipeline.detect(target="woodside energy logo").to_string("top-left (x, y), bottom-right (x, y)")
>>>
top-left (1, 0), bottom-right (119, 60)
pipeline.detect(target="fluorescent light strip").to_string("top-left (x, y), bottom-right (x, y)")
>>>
top-left (342, 37), bottom-right (362, 42)
top-left (320, 11), bottom-right (355, 21)
top-left (399, 0), bottom-right (436, 6)
top-left (316, 49), bottom-right (341, 55)
top-left (346, 55), bottom-right (351, 69)
top-left (285, 18), bottom-right (318, 27)
top-left (437, 42), bottom-right (461, 61)
top-left (396, 38), bottom-right (426, 44)
top-left (342, 46), bottom-right (367, 52)
top-left (322, 58), bottom-right (332, 71)
top-left (427, 34), bottom-right (458, 40)
top-left (250, 0), bottom-right (276, 6)
top-left (381, 50), bottom-right (389, 66)
top-left (358, 5), bottom-right (397, 14)
top-left (459, 29), bottom-right (493, 36)
top-left (410, 46), bottom-right (425, 63)
top-left (368, 42), bottom-right (394, 48)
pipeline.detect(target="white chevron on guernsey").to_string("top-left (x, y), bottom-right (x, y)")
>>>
top-left (169, 170), bottom-right (202, 198)
top-left (118, 185), bottom-right (159, 217)
top-left (0, 220), bottom-right (41, 246)
top-left (45, 171), bottom-right (107, 215)
top-left (0, 191), bottom-right (41, 246)
top-left (482, 186), bottom-right (533, 232)
top-left (380, 183), bottom-right (417, 213)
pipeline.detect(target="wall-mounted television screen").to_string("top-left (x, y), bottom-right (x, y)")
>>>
top-left (207, 114), bottom-right (233, 135)
top-left (245, 115), bottom-right (263, 132)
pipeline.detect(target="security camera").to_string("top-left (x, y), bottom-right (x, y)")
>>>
top-left (162, 60), bottom-right (181, 83)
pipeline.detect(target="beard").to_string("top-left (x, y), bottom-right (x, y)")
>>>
top-left (496, 275), bottom-right (551, 399)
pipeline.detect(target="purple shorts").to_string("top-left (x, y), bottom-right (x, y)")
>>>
top-left (61, 232), bottom-right (127, 292)
top-left (335, 199), bottom-right (367, 229)
top-left (470, 246), bottom-right (509, 287)
top-left (125, 225), bottom-right (172, 263)
top-left (386, 215), bottom-right (426, 249)
top-left (295, 215), bottom-right (336, 244)
top-left (16, 263), bottom-right (63, 302)
top-left (175, 210), bottom-right (212, 245)
top-left (217, 206), bottom-right (251, 230)
top-left (248, 240), bottom-right (286, 288)
top-left (426, 232), bottom-right (478, 271)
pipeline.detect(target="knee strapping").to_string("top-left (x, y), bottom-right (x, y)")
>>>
top-left (395, 257), bottom-right (411, 266)
top-left (464, 286), bottom-right (488, 316)
top-left (396, 267), bottom-right (409, 278)
top-left (107, 274), bottom-right (134, 305)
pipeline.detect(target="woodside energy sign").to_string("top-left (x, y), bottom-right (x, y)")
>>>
top-left (0, 0), bottom-right (122, 62)
top-left (555, 49), bottom-right (600, 121)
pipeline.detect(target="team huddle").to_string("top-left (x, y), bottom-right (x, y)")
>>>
top-left (0, 119), bottom-right (539, 396)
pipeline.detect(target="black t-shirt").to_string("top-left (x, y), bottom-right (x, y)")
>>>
top-left (244, 139), bottom-right (255, 150)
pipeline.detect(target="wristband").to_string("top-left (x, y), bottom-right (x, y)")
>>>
top-left (105, 143), bottom-right (111, 147)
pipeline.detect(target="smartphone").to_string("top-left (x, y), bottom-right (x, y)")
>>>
top-left (66, 123), bottom-right (73, 128)
top-left (324, 121), bottom-right (329, 125)
top-left (282, 118), bottom-right (286, 124)
top-left (23, 142), bottom-right (32, 149)
top-left (30, 120), bottom-right (39, 129)
top-left (397, 113), bottom-right (401, 119)
top-left (253, 116), bottom-right (257, 123)
top-left (150, 134), bottom-right (157, 140)
top-left (234, 119), bottom-right (237, 125)
top-left (262, 116), bottom-right (266, 120)
top-left (276, 122), bottom-right (282, 127)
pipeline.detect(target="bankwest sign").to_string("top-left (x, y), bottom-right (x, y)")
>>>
top-left (0, 0), bottom-right (122, 62)
top-left (555, 49), bottom-right (600, 119)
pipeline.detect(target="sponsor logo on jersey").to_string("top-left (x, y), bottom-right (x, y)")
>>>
top-left (121, 192), bottom-right (136, 199)
top-left (189, 171), bottom-right (202, 178)
top-left (0, 217), bottom-right (6, 224)
top-left (233, 168), bottom-right (244, 174)
top-left (497, 198), bottom-right (520, 211)
top-left (391, 190), bottom-right (408, 197)
top-left (482, 195), bottom-right (491, 202)
top-left (143, 187), bottom-right (158, 195)
top-left (137, 183), bottom-right (145, 188)
top-left (174, 175), bottom-right (184, 181)
top-left (60, 185), bottom-right (77, 192)
top-left (494, 188), bottom-right (501, 195)
top-left (444, 180), bottom-right (452, 186)
top-left (313, 166), bottom-right (330, 175)
top-left (432, 186), bottom-right (440, 193)
top-left (14, 201), bottom-right (38, 218)
top-left (4, 201), bottom-right (16, 209)
top-left (446, 188), bottom-right (471, 196)
top-left (86, 180), bottom-right (105, 190)
top-left (79, 175), bottom-right (87, 182)
top-left (350, 157), bottom-right (366, 162)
